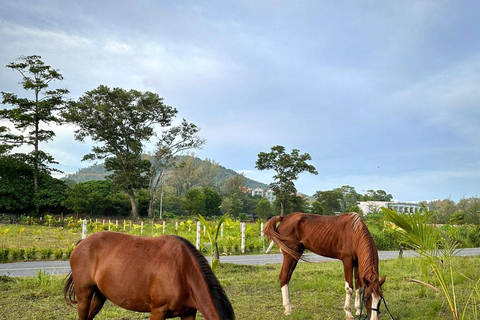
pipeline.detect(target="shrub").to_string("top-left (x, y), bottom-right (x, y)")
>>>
top-left (40, 248), bottom-right (53, 260)
top-left (0, 249), bottom-right (9, 263)
top-left (54, 249), bottom-right (63, 260)
top-left (26, 247), bottom-right (37, 260)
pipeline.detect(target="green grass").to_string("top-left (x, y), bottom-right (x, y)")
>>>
top-left (0, 256), bottom-right (479, 319)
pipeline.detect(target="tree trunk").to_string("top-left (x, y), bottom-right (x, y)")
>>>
top-left (128, 190), bottom-right (138, 219)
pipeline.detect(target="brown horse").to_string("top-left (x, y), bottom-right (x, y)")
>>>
top-left (64, 231), bottom-right (235, 320)
top-left (264, 212), bottom-right (386, 320)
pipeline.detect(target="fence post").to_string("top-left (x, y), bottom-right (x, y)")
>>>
top-left (261, 222), bottom-right (265, 251)
top-left (175, 221), bottom-right (178, 231)
top-left (82, 219), bottom-right (87, 240)
top-left (162, 221), bottom-right (166, 234)
top-left (116, 220), bottom-right (118, 231)
top-left (141, 221), bottom-right (144, 235)
top-left (241, 222), bottom-right (246, 253)
top-left (108, 220), bottom-right (111, 231)
top-left (196, 221), bottom-right (201, 250)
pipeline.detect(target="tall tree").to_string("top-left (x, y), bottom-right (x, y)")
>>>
top-left (0, 55), bottom-right (69, 195)
top-left (147, 120), bottom-right (205, 217)
top-left (255, 145), bottom-right (317, 215)
top-left (63, 85), bottom-right (177, 218)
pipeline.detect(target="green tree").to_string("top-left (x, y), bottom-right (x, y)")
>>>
top-left (255, 145), bottom-right (317, 215)
top-left (203, 187), bottom-right (222, 217)
top-left (147, 119), bottom-right (205, 217)
top-left (221, 173), bottom-right (246, 195)
top-left (314, 189), bottom-right (342, 215)
top-left (221, 193), bottom-right (243, 217)
top-left (310, 200), bottom-right (324, 215)
top-left (63, 85), bottom-right (177, 219)
top-left (456, 197), bottom-right (480, 225)
top-left (182, 187), bottom-right (206, 216)
top-left (360, 189), bottom-right (393, 201)
top-left (0, 155), bottom-right (35, 213)
top-left (0, 55), bottom-right (69, 196)
top-left (255, 197), bottom-right (272, 220)
top-left (35, 175), bottom-right (68, 215)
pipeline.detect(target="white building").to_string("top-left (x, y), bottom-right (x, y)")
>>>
top-left (357, 200), bottom-right (422, 215)
top-left (265, 189), bottom-right (276, 204)
top-left (251, 188), bottom-right (265, 197)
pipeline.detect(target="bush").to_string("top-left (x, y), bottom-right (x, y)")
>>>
top-left (54, 249), bottom-right (63, 260)
top-left (40, 248), bottom-right (52, 260)
top-left (26, 247), bottom-right (37, 260)
top-left (0, 249), bottom-right (9, 263)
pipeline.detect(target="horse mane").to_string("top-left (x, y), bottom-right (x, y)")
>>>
top-left (174, 236), bottom-right (235, 320)
top-left (349, 213), bottom-right (379, 284)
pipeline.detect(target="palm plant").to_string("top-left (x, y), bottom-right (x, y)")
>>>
top-left (383, 208), bottom-right (479, 320)
top-left (197, 213), bottom-right (228, 270)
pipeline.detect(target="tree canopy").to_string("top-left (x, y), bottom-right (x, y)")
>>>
top-left (63, 85), bottom-right (177, 218)
top-left (0, 55), bottom-right (69, 195)
top-left (256, 145), bottom-right (317, 215)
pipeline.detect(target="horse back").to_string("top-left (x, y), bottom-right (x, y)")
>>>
top-left (69, 232), bottom-right (200, 314)
top-left (275, 212), bottom-right (360, 260)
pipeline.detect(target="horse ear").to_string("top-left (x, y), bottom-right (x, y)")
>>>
top-left (379, 275), bottom-right (386, 286)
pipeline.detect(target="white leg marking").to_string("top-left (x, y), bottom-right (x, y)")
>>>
top-left (344, 282), bottom-right (354, 320)
top-left (282, 284), bottom-right (293, 315)
top-left (370, 292), bottom-right (381, 320)
top-left (355, 288), bottom-right (361, 316)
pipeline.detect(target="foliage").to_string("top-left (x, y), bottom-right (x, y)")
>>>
top-left (182, 188), bottom-right (206, 216)
top-left (0, 155), bottom-right (68, 215)
top-left (221, 193), bottom-right (244, 217)
top-left (0, 155), bottom-right (35, 213)
top-left (0, 55), bottom-right (69, 195)
top-left (147, 119), bottom-right (205, 217)
top-left (63, 85), bottom-right (177, 218)
top-left (197, 213), bottom-right (228, 270)
top-left (256, 145), bottom-right (317, 215)
top-left (255, 197), bottom-right (272, 220)
top-left (383, 208), bottom-right (479, 320)
top-left (313, 189), bottom-right (343, 215)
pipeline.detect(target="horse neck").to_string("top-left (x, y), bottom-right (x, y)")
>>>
top-left (351, 216), bottom-right (379, 283)
top-left (178, 237), bottom-right (234, 320)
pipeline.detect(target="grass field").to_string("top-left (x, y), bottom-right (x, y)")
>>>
top-left (0, 256), bottom-right (479, 320)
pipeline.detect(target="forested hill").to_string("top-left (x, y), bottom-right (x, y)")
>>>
top-left (62, 157), bottom-right (269, 190)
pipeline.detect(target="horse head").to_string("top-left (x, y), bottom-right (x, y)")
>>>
top-left (363, 275), bottom-right (386, 320)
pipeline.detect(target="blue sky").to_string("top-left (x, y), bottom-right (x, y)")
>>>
top-left (1, 0), bottom-right (479, 202)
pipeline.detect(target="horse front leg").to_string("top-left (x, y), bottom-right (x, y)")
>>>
top-left (279, 251), bottom-right (301, 315)
top-left (353, 265), bottom-right (361, 317)
top-left (342, 259), bottom-right (354, 320)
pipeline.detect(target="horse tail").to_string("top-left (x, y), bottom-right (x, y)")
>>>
top-left (63, 272), bottom-right (77, 305)
top-left (264, 216), bottom-right (303, 261)
top-left (175, 236), bottom-right (235, 320)
top-left (63, 239), bottom-right (83, 305)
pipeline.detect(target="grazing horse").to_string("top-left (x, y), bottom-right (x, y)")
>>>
top-left (264, 212), bottom-right (386, 320)
top-left (64, 231), bottom-right (235, 320)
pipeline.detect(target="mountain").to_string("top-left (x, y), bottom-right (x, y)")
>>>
top-left (62, 157), bottom-right (269, 190)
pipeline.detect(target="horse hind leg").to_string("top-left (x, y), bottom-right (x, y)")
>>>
top-left (279, 249), bottom-right (302, 315)
top-left (87, 287), bottom-right (106, 319)
top-left (74, 284), bottom-right (105, 320)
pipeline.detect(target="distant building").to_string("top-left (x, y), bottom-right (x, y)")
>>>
top-left (251, 188), bottom-right (265, 197)
top-left (357, 200), bottom-right (422, 215)
top-left (265, 189), bottom-right (276, 204)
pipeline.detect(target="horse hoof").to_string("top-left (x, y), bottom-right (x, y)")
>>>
top-left (284, 310), bottom-right (292, 316)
